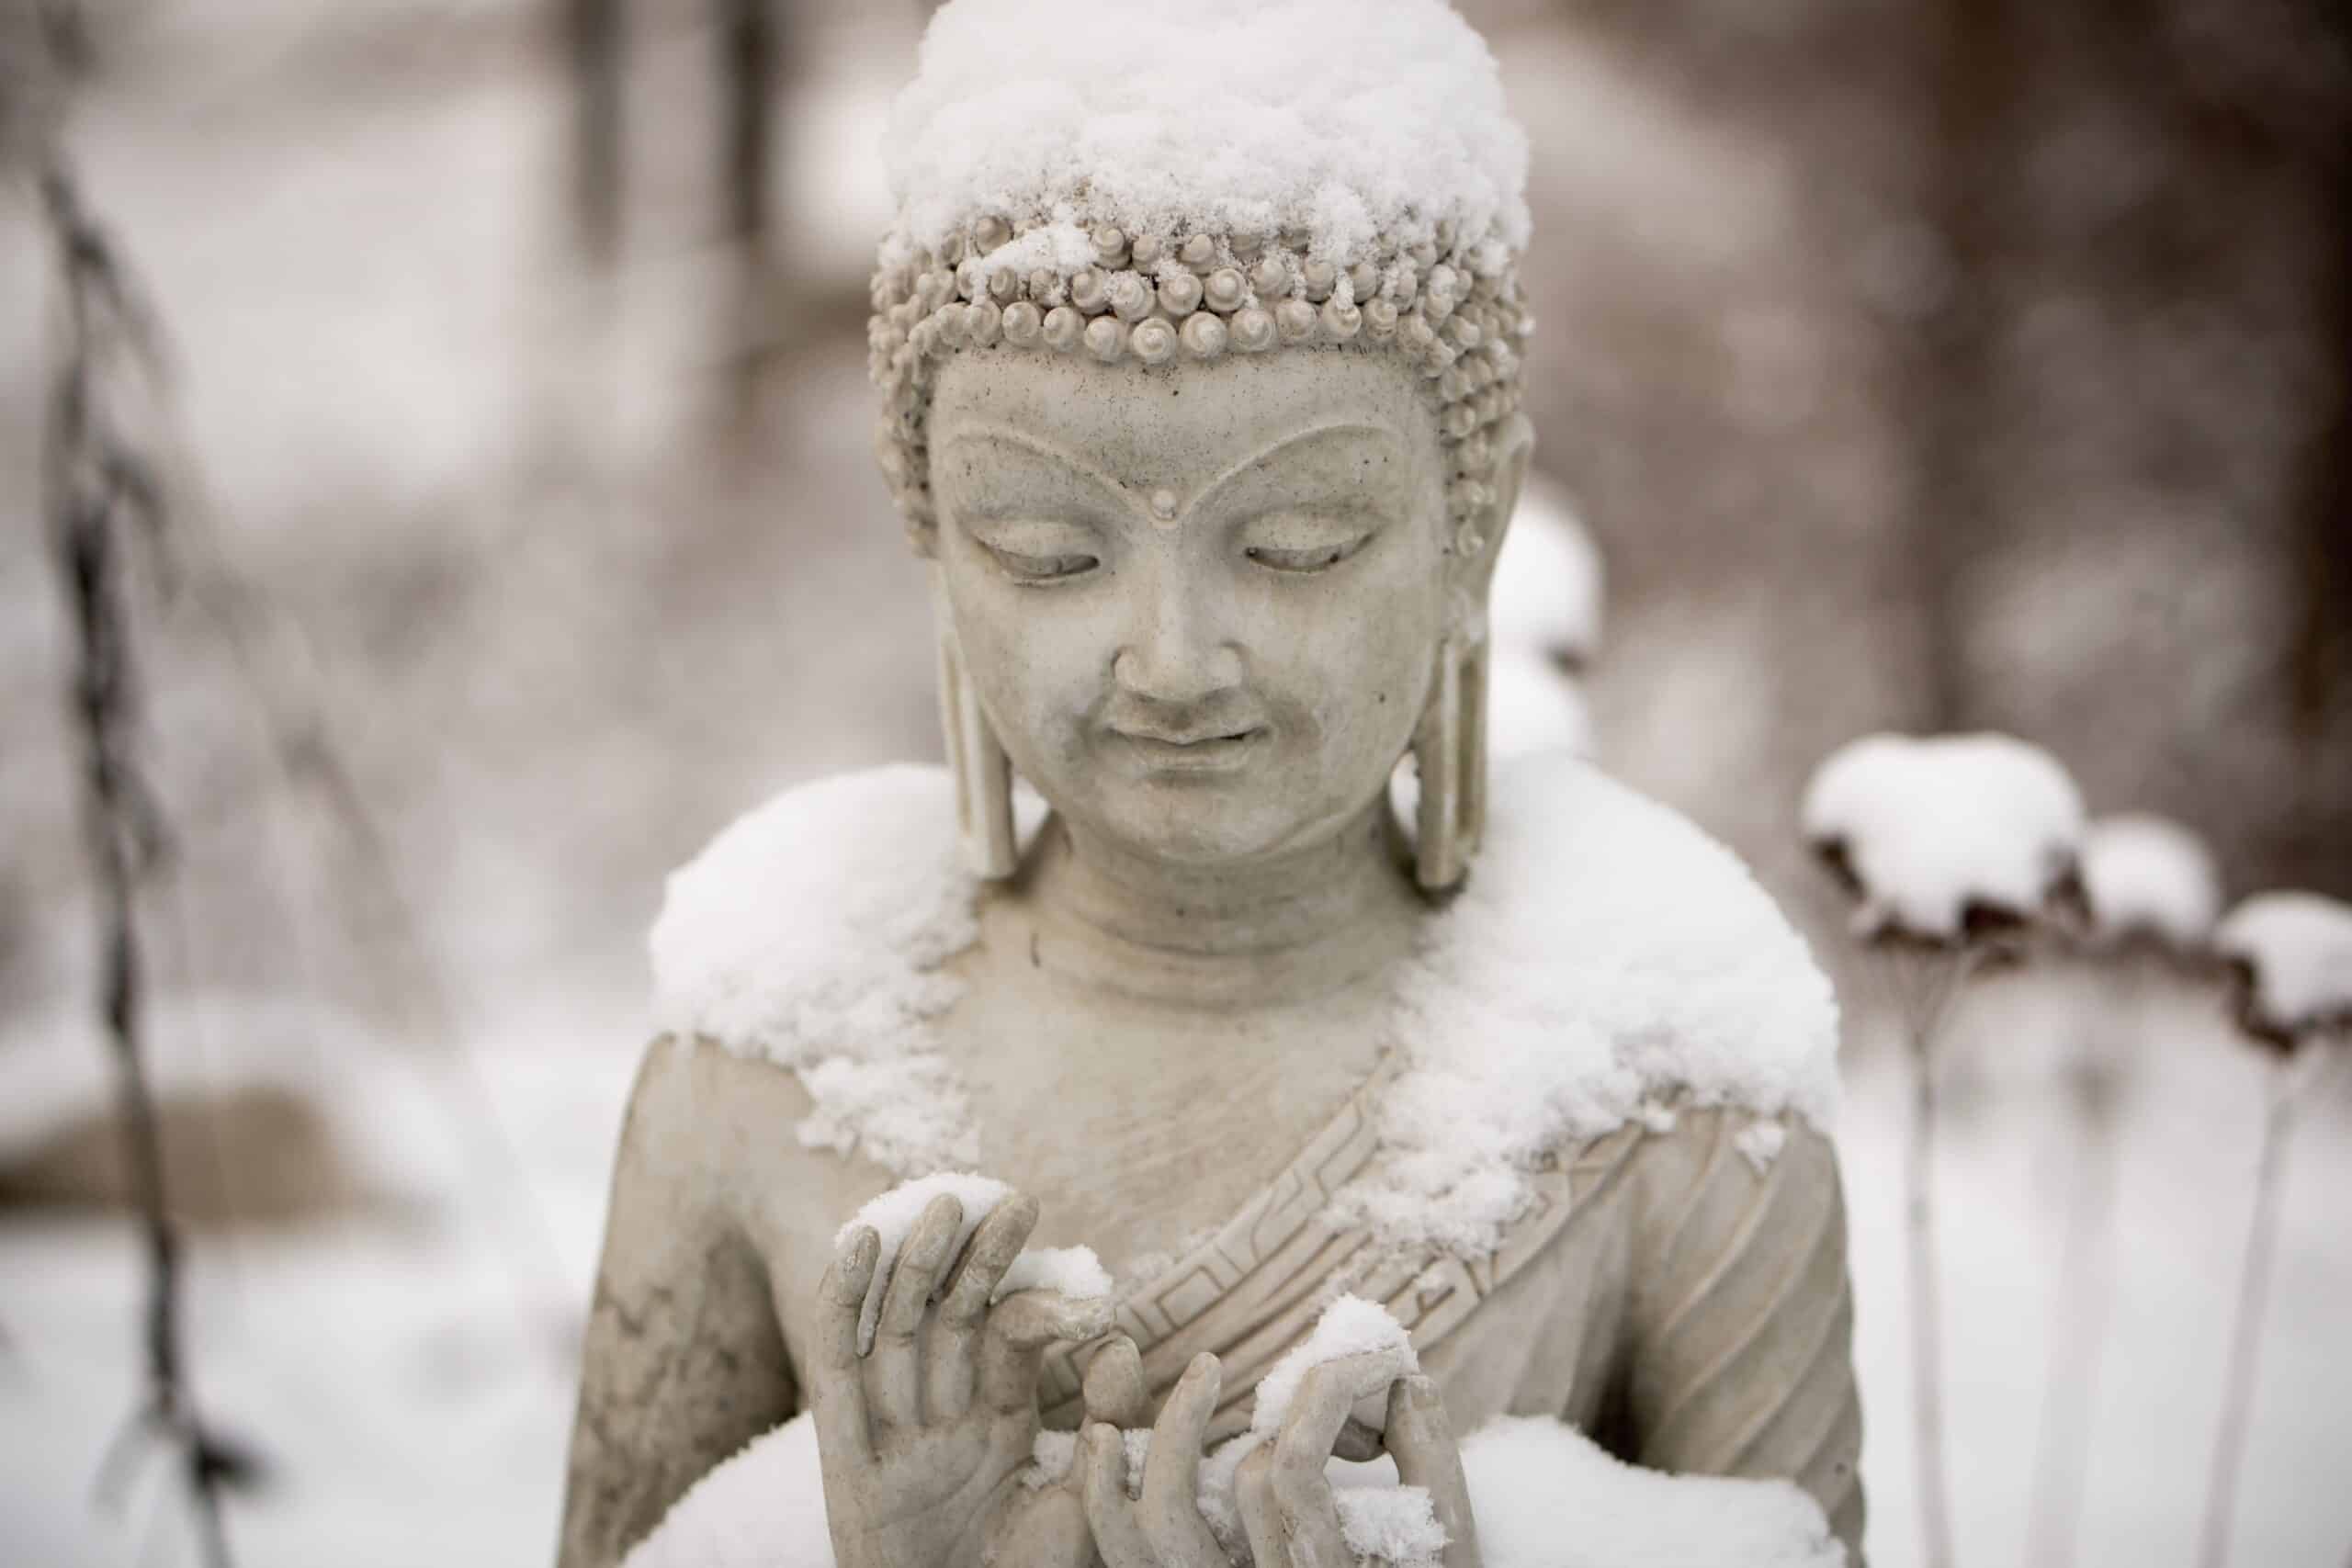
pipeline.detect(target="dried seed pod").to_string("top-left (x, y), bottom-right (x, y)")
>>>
top-left (1084, 315), bottom-right (1126, 362)
top-left (1180, 310), bottom-right (1227, 359)
top-left (1230, 306), bottom-right (1276, 352)
top-left (1130, 317), bottom-right (1178, 366)
top-left (1069, 268), bottom-right (1110, 314)
top-left (1363, 298), bottom-right (1399, 340)
top-left (1204, 268), bottom-right (1247, 312)
top-left (1300, 260), bottom-right (1337, 302)
top-left (1108, 271), bottom-right (1154, 321)
top-left (974, 214), bottom-right (1012, 252)
top-left (1130, 233), bottom-right (1164, 269)
top-left (1043, 305), bottom-right (1084, 352)
top-left (968, 300), bottom-right (1003, 346)
top-left (1275, 298), bottom-right (1317, 344)
top-left (1158, 271), bottom-right (1204, 317)
top-left (1002, 300), bottom-right (1044, 347)
top-left (1319, 299), bottom-right (1362, 341)
top-left (1249, 255), bottom-right (1288, 299)
top-left (1180, 234), bottom-right (1218, 272)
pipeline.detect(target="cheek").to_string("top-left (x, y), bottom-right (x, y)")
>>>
top-left (1259, 551), bottom-right (1447, 764)
top-left (938, 552), bottom-right (1102, 762)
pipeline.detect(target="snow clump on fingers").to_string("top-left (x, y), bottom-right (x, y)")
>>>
top-left (2080, 813), bottom-right (2221, 950)
top-left (1249, 1293), bottom-right (1419, 1438)
top-left (884, 0), bottom-right (1531, 267)
top-left (2215, 892), bottom-right (2352, 1040)
top-left (837, 1172), bottom-right (1110, 1349)
top-left (1802, 732), bottom-right (2085, 942)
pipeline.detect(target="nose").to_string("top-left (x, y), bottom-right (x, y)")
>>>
top-left (1111, 564), bottom-right (1243, 705)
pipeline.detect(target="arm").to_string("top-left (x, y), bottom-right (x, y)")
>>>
top-left (556, 1037), bottom-right (801, 1568)
top-left (1620, 1108), bottom-right (1866, 1555)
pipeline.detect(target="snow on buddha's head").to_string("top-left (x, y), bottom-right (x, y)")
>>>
top-left (876, 0), bottom-right (1536, 873)
top-left (868, 0), bottom-right (1535, 546)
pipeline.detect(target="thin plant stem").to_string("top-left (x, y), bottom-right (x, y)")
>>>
top-left (2023, 1038), bottom-right (2119, 1568)
top-left (2196, 1064), bottom-right (2298, 1568)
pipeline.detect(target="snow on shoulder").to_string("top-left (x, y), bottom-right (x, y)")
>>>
top-left (1803, 732), bottom-right (2085, 942)
top-left (884, 0), bottom-right (1530, 265)
top-left (1344, 753), bottom-right (1841, 1257)
top-left (2081, 813), bottom-right (2220, 949)
top-left (649, 766), bottom-right (1035, 1174)
top-left (2215, 891), bottom-right (2352, 1038)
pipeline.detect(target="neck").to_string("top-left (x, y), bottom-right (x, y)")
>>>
top-left (1018, 798), bottom-right (1424, 1007)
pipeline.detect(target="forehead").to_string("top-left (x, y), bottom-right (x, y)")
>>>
top-left (926, 349), bottom-right (1440, 494)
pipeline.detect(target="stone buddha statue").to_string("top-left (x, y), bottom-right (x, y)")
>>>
top-left (558, 3), bottom-right (1863, 1565)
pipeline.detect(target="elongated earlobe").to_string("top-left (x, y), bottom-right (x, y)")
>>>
top-left (1413, 632), bottom-right (1488, 892)
top-left (932, 569), bottom-right (1019, 878)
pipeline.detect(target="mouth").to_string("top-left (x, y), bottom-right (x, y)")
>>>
top-left (1107, 727), bottom-right (1267, 773)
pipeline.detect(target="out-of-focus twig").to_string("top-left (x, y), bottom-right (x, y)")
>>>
top-left (40, 159), bottom-right (235, 1568)
top-left (565, 0), bottom-right (624, 262)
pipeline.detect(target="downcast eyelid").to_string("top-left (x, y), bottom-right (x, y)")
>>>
top-left (938, 420), bottom-right (1409, 523)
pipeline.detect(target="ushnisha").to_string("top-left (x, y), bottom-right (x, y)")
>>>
top-left (868, 215), bottom-right (1530, 558)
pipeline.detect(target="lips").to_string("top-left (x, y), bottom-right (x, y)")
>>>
top-left (1108, 726), bottom-right (1266, 772)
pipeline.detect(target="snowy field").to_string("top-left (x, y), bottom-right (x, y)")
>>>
top-left (4, 4), bottom-right (2347, 1566)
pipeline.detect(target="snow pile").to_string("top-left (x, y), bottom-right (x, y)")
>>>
top-left (1347, 753), bottom-right (1841, 1255)
top-left (1488, 477), bottom-right (1604, 670)
top-left (1462, 1417), bottom-right (1845, 1568)
top-left (1801, 732), bottom-right (2085, 941)
top-left (650, 767), bottom-right (1035, 1173)
top-left (883, 0), bottom-right (1531, 265)
top-left (1250, 1293), bottom-right (1420, 1438)
top-left (1334, 1484), bottom-right (1448, 1567)
top-left (2080, 813), bottom-right (2221, 948)
top-left (837, 1172), bottom-right (1112, 1348)
top-left (2215, 892), bottom-right (2352, 1037)
top-left (623, 1415), bottom-right (831, 1568)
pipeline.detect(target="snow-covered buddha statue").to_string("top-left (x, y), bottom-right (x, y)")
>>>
top-left (559, 3), bottom-right (1863, 1565)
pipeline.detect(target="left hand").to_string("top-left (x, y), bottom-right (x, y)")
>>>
top-left (1234, 1359), bottom-right (1483, 1568)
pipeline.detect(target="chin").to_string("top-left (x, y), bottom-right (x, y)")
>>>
top-left (1098, 784), bottom-right (1359, 868)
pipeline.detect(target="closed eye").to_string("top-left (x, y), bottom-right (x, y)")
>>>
top-left (963, 517), bottom-right (1103, 585)
top-left (1238, 514), bottom-right (1378, 574)
top-left (986, 547), bottom-right (1100, 583)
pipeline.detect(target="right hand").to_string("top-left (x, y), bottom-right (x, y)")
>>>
top-left (809, 1190), bottom-right (1110, 1568)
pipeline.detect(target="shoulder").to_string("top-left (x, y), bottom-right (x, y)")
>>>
top-left (647, 764), bottom-right (981, 1063)
top-left (1427, 753), bottom-right (1841, 1126)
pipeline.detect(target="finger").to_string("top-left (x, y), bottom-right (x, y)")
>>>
top-left (1083, 1424), bottom-right (1158, 1568)
top-left (1236, 1444), bottom-right (1284, 1568)
top-left (978, 1292), bottom-right (1114, 1415)
top-left (1081, 1335), bottom-right (1150, 1429)
top-left (1271, 1358), bottom-right (1374, 1567)
top-left (1142, 1354), bottom-right (1227, 1566)
top-left (809, 1227), bottom-right (879, 1465)
top-left (929, 1194), bottom-right (1038, 1422)
top-left (872, 1193), bottom-right (963, 1429)
top-left (1386, 1375), bottom-right (1481, 1568)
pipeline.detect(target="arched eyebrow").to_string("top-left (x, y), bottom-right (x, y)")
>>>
top-left (934, 420), bottom-right (1411, 521)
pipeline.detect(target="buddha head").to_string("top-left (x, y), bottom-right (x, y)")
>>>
top-left (870, 0), bottom-right (1532, 892)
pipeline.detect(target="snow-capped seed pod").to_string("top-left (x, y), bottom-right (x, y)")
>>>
top-left (1320, 298), bottom-right (1362, 341)
top-left (1002, 300), bottom-right (1044, 347)
top-left (1249, 255), bottom-right (1288, 299)
top-left (1108, 270), bottom-right (1154, 321)
top-left (1130, 317), bottom-right (1178, 366)
top-left (1084, 315), bottom-right (1127, 363)
top-left (1386, 264), bottom-right (1419, 306)
top-left (1158, 271), bottom-right (1203, 317)
top-left (1348, 261), bottom-right (1381, 302)
top-left (1275, 298), bottom-right (1318, 344)
top-left (1229, 231), bottom-right (1265, 260)
top-left (968, 300), bottom-right (1003, 346)
top-left (1027, 268), bottom-right (1058, 301)
top-left (1130, 233), bottom-right (1165, 269)
top-left (1230, 306), bottom-right (1277, 352)
top-left (1092, 225), bottom-right (1127, 266)
top-left (1180, 310), bottom-right (1227, 359)
top-left (1204, 267), bottom-right (1247, 312)
top-left (1043, 305), bottom-right (1084, 353)
top-left (1363, 297), bottom-right (1399, 340)
top-left (1180, 233), bottom-right (1218, 272)
top-left (988, 267), bottom-right (1019, 303)
top-left (974, 213), bottom-right (1012, 253)
top-left (1300, 260), bottom-right (1337, 302)
top-left (1398, 312), bottom-right (1437, 353)
top-left (1069, 268), bottom-right (1110, 314)
top-left (1444, 316), bottom-right (1482, 350)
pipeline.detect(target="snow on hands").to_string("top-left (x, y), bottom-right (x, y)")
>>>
top-left (1802, 732), bottom-right (2085, 942)
top-left (2215, 892), bottom-right (2352, 1040)
top-left (838, 1172), bottom-right (1110, 1350)
top-left (885, 0), bottom-right (1531, 267)
top-left (2080, 813), bottom-right (2221, 949)
top-left (1249, 1294), bottom-right (1419, 1438)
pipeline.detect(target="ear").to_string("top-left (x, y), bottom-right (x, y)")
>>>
top-left (1450, 413), bottom-right (1534, 610)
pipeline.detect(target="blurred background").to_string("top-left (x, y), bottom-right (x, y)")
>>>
top-left (1, 0), bottom-right (2346, 1564)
